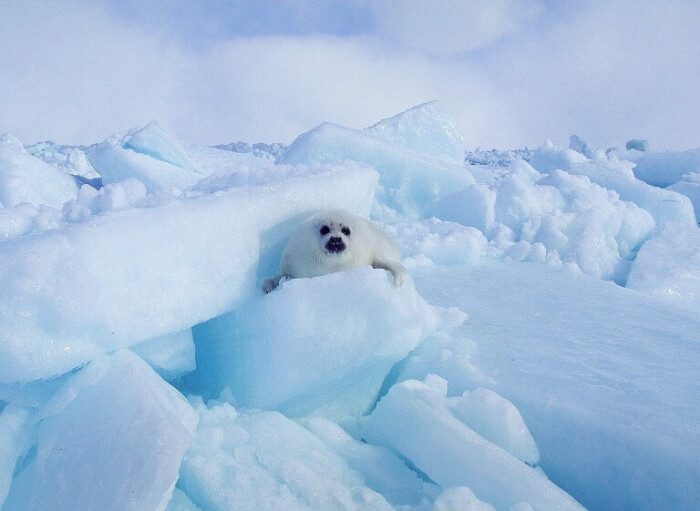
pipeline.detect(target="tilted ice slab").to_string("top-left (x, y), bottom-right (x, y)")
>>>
top-left (191, 268), bottom-right (464, 422)
top-left (87, 122), bottom-right (206, 192)
top-left (0, 134), bottom-right (79, 209)
top-left (2, 350), bottom-right (197, 511)
top-left (363, 376), bottom-right (586, 511)
top-left (0, 163), bottom-right (378, 383)
top-left (178, 400), bottom-right (393, 511)
top-left (364, 101), bottom-right (466, 165)
top-left (278, 119), bottom-right (476, 219)
top-left (302, 417), bottom-right (433, 509)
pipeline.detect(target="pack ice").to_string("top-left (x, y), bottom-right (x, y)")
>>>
top-left (0, 102), bottom-right (698, 511)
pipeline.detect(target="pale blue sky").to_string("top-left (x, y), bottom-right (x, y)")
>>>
top-left (2, 0), bottom-right (699, 151)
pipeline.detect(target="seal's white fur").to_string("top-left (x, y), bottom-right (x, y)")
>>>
top-left (262, 209), bottom-right (405, 293)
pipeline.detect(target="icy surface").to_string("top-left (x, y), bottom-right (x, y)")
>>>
top-left (0, 134), bottom-right (79, 209)
top-left (451, 387), bottom-right (539, 465)
top-left (123, 122), bottom-right (200, 172)
top-left (0, 406), bottom-right (31, 509)
top-left (3, 350), bottom-right (197, 511)
top-left (190, 269), bottom-right (458, 422)
top-left (626, 222), bottom-right (700, 307)
top-left (530, 141), bottom-right (696, 227)
top-left (616, 146), bottom-right (700, 187)
top-left (669, 173), bottom-right (700, 223)
top-left (86, 123), bottom-right (205, 192)
top-left (278, 122), bottom-right (476, 219)
top-left (0, 104), bottom-right (698, 511)
top-left (625, 139), bottom-right (648, 152)
top-left (431, 487), bottom-right (496, 511)
top-left (0, 163), bottom-right (377, 383)
top-left (364, 101), bottom-right (466, 165)
top-left (409, 260), bottom-right (700, 511)
top-left (26, 140), bottom-right (101, 186)
top-left (131, 329), bottom-right (196, 382)
top-left (431, 161), bottom-right (655, 283)
top-left (178, 399), bottom-right (393, 511)
top-left (363, 376), bottom-right (585, 511)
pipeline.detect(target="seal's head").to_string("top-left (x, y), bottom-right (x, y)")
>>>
top-left (317, 220), bottom-right (351, 254)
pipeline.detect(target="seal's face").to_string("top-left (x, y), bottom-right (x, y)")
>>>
top-left (318, 221), bottom-right (352, 254)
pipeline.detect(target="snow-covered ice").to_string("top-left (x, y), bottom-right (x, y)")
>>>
top-left (2, 350), bottom-right (197, 511)
top-left (0, 102), bottom-right (698, 511)
top-left (189, 268), bottom-right (460, 423)
top-left (363, 376), bottom-right (584, 511)
top-left (278, 103), bottom-right (477, 219)
top-left (0, 134), bottom-right (79, 210)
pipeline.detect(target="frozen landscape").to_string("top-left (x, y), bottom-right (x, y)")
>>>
top-left (0, 102), bottom-right (698, 511)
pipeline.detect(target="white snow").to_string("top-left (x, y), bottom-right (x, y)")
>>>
top-left (0, 102), bottom-right (698, 511)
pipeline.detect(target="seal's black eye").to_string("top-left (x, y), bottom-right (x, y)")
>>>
top-left (320, 225), bottom-right (330, 236)
top-left (341, 227), bottom-right (351, 236)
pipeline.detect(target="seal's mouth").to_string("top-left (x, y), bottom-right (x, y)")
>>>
top-left (325, 236), bottom-right (346, 253)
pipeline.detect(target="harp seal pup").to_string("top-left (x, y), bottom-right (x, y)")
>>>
top-left (262, 209), bottom-right (405, 293)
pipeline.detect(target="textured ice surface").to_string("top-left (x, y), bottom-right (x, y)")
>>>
top-left (27, 140), bottom-right (101, 186)
top-left (165, 488), bottom-right (202, 511)
top-left (530, 141), bottom-right (696, 227)
top-left (432, 160), bottom-right (655, 283)
top-left (303, 416), bottom-right (434, 509)
top-left (87, 123), bottom-right (205, 192)
top-left (626, 222), bottom-right (700, 308)
top-left (452, 387), bottom-right (539, 465)
top-left (363, 376), bottom-right (585, 511)
top-left (0, 405), bottom-right (31, 509)
top-left (178, 399), bottom-right (393, 511)
top-left (364, 101), bottom-right (466, 165)
top-left (3, 350), bottom-right (197, 511)
top-left (191, 268), bottom-right (461, 422)
top-left (1, 103), bottom-right (698, 511)
top-left (668, 173), bottom-right (700, 223)
top-left (411, 260), bottom-right (700, 511)
top-left (131, 329), bottom-right (196, 381)
top-left (618, 146), bottom-right (700, 187)
top-left (0, 133), bottom-right (79, 208)
top-left (431, 486), bottom-right (496, 511)
top-left (0, 163), bottom-right (377, 383)
top-left (278, 120), bottom-right (476, 218)
top-left (123, 122), bottom-right (200, 172)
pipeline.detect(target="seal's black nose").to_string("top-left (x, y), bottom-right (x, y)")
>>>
top-left (325, 236), bottom-right (346, 253)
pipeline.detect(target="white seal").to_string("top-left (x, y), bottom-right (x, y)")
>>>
top-left (262, 209), bottom-right (405, 293)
